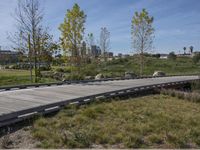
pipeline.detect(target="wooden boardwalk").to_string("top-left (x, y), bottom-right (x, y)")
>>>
top-left (0, 76), bottom-right (199, 127)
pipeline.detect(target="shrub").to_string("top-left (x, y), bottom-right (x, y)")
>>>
top-left (4, 66), bottom-right (9, 69)
top-left (191, 80), bottom-right (200, 91)
top-left (55, 68), bottom-right (65, 73)
top-left (161, 89), bottom-right (200, 103)
top-left (83, 69), bottom-right (98, 76)
top-left (64, 74), bottom-right (84, 81)
top-left (168, 52), bottom-right (177, 60)
top-left (64, 68), bottom-right (72, 73)
top-left (152, 53), bottom-right (161, 59)
top-left (40, 71), bottom-right (54, 79)
top-left (39, 66), bottom-right (51, 71)
top-left (193, 53), bottom-right (200, 64)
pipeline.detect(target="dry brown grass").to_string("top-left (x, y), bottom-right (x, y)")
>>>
top-left (161, 89), bottom-right (200, 102)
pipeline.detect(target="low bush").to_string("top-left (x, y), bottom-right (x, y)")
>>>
top-left (64, 74), bottom-right (84, 81)
top-left (191, 80), bottom-right (200, 92)
top-left (193, 53), bottom-right (200, 64)
top-left (161, 89), bottom-right (200, 103)
top-left (40, 71), bottom-right (64, 81)
top-left (40, 71), bottom-right (54, 79)
top-left (55, 68), bottom-right (65, 73)
top-left (39, 66), bottom-right (51, 71)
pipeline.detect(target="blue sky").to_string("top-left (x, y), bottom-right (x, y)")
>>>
top-left (0, 0), bottom-right (200, 54)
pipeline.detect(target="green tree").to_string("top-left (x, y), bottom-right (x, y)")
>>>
top-left (131, 9), bottom-right (154, 75)
top-left (152, 53), bottom-right (160, 58)
top-left (38, 28), bottom-right (58, 64)
top-left (80, 41), bottom-right (87, 63)
top-left (10, 0), bottom-right (55, 83)
top-left (59, 3), bottom-right (86, 69)
top-left (11, 0), bottom-right (43, 83)
top-left (190, 46), bottom-right (194, 54)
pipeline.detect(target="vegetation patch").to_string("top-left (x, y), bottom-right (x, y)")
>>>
top-left (52, 56), bottom-right (200, 80)
top-left (0, 69), bottom-right (56, 87)
top-left (191, 80), bottom-right (200, 93)
top-left (161, 89), bottom-right (200, 103)
top-left (32, 95), bottom-right (200, 148)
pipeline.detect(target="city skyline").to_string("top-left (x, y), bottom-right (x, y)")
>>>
top-left (0, 0), bottom-right (200, 54)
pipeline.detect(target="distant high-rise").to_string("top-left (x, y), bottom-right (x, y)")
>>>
top-left (91, 45), bottom-right (101, 57)
top-left (118, 53), bottom-right (122, 58)
top-left (0, 50), bottom-right (19, 64)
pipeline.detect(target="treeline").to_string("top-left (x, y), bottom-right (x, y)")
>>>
top-left (10, 0), bottom-right (200, 83)
top-left (10, 1), bottom-right (112, 82)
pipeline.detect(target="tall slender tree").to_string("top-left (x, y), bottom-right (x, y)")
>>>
top-left (59, 3), bottom-right (86, 69)
top-left (37, 28), bottom-right (58, 76)
top-left (80, 41), bottom-right (87, 63)
top-left (10, 0), bottom-right (43, 82)
top-left (189, 46), bottom-right (194, 54)
top-left (131, 9), bottom-right (154, 75)
top-left (9, 0), bottom-right (57, 83)
top-left (86, 33), bottom-right (95, 57)
top-left (100, 27), bottom-right (110, 61)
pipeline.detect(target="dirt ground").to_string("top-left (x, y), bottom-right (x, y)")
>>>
top-left (0, 126), bottom-right (39, 149)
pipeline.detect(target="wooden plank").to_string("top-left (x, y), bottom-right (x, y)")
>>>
top-left (4, 94), bottom-right (49, 104)
top-left (0, 98), bottom-right (40, 111)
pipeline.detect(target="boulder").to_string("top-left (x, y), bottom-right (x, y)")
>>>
top-left (153, 71), bottom-right (166, 77)
top-left (95, 74), bottom-right (104, 80)
top-left (85, 76), bottom-right (94, 80)
top-left (124, 72), bottom-right (137, 79)
top-left (53, 72), bottom-right (64, 80)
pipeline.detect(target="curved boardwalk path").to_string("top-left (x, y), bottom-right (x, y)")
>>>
top-left (0, 76), bottom-right (199, 127)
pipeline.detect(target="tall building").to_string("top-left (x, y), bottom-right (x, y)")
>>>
top-left (105, 52), bottom-right (114, 58)
top-left (118, 53), bottom-right (122, 58)
top-left (91, 45), bottom-right (101, 57)
top-left (0, 50), bottom-right (19, 64)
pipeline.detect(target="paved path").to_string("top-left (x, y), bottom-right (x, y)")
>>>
top-left (0, 76), bottom-right (198, 126)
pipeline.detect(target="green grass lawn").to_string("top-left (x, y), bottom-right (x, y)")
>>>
top-left (32, 95), bottom-right (200, 148)
top-left (0, 69), bottom-right (31, 76)
top-left (0, 69), bottom-right (56, 87)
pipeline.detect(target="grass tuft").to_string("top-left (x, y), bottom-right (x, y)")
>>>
top-left (161, 89), bottom-right (200, 103)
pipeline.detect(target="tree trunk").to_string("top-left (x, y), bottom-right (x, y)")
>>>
top-left (28, 34), bottom-right (33, 83)
top-left (140, 53), bottom-right (144, 76)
